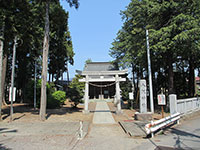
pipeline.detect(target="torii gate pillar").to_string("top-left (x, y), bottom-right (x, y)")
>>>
top-left (83, 75), bottom-right (90, 114)
top-left (115, 74), bottom-right (122, 114)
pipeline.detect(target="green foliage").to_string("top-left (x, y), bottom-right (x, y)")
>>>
top-left (68, 75), bottom-right (85, 107)
top-left (84, 58), bottom-right (92, 68)
top-left (52, 90), bottom-right (66, 105)
top-left (25, 79), bottom-right (67, 108)
top-left (48, 3), bottom-right (75, 80)
top-left (120, 77), bottom-right (132, 101)
top-left (0, 0), bottom-right (77, 103)
top-left (110, 0), bottom-right (200, 98)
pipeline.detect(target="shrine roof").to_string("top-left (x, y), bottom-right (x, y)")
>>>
top-left (76, 62), bottom-right (128, 76)
top-left (84, 62), bottom-right (118, 71)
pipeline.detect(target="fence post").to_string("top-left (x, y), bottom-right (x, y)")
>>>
top-left (169, 94), bottom-right (177, 115)
top-left (192, 98), bottom-right (195, 110)
top-left (184, 100), bottom-right (187, 114)
top-left (198, 96), bottom-right (200, 109)
top-left (78, 121), bottom-right (83, 140)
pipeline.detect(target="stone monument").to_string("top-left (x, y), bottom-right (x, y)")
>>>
top-left (139, 79), bottom-right (147, 113)
top-left (135, 79), bottom-right (152, 121)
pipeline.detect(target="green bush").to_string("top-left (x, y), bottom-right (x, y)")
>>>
top-left (68, 75), bottom-right (85, 107)
top-left (35, 79), bottom-right (58, 108)
top-left (26, 79), bottom-right (66, 109)
top-left (52, 91), bottom-right (66, 105)
top-left (120, 77), bottom-right (132, 100)
top-left (47, 94), bottom-right (60, 109)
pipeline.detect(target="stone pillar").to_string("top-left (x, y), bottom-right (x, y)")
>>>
top-left (83, 75), bottom-right (89, 114)
top-left (169, 94), bottom-right (177, 115)
top-left (115, 74), bottom-right (122, 114)
top-left (139, 79), bottom-right (147, 113)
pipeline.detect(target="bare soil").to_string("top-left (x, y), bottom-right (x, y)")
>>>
top-left (107, 101), bottom-right (170, 122)
top-left (1, 100), bottom-right (169, 123)
top-left (1, 101), bottom-right (96, 123)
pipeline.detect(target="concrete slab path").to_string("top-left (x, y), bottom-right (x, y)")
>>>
top-left (73, 124), bottom-right (144, 150)
top-left (93, 102), bottom-right (116, 124)
top-left (0, 121), bottom-right (90, 150)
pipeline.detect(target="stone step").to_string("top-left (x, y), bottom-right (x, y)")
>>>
top-left (119, 120), bottom-right (147, 137)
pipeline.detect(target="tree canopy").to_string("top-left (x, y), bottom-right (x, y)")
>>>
top-left (0, 0), bottom-right (76, 104)
top-left (110, 0), bottom-right (200, 99)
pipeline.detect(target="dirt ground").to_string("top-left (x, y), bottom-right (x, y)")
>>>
top-left (107, 101), bottom-right (170, 122)
top-left (1, 101), bottom-right (169, 123)
top-left (1, 101), bottom-right (95, 123)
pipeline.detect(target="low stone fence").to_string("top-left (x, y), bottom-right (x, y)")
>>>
top-left (170, 94), bottom-right (200, 115)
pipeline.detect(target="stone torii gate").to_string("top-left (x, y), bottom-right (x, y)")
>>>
top-left (78, 69), bottom-right (128, 114)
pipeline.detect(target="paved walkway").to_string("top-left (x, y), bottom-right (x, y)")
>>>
top-left (0, 121), bottom-right (89, 150)
top-left (92, 102), bottom-right (116, 124)
top-left (74, 102), bottom-right (144, 150)
top-left (0, 122), bottom-right (89, 136)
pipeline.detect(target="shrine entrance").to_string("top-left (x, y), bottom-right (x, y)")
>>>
top-left (76, 62), bottom-right (128, 114)
top-left (89, 82), bottom-right (115, 100)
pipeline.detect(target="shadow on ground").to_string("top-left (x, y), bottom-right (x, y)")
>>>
top-left (0, 144), bottom-right (11, 150)
top-left (0, 128), bottom-right (17, 134)
top-left (171, 128), bottom-right (200, 139)
top-left (2, 103), bottom-right (84, 121)
top-left (46, 107), bottom-right (83, 119)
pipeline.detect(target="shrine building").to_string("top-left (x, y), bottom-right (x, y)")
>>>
top-left (76, 62), bottom-right (128, 113)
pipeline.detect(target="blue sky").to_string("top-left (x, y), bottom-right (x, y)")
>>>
top-left (60, 0), bottom-right (130, 79)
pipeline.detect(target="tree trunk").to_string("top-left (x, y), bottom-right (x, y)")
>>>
top-left (52, 73), bottom-right (54, 82)
top-left (131, 63), bottom-right (136, 96)
top-left (0, 21), bottom-right (5, 120)
top-left (40, 1), bottom-right (50, 121)
top-left (168, 54), bottom-right (174, 94)
top-left (61, 71), bottom-right (63, 80)
top-left (1, 54), bottom-right (7, 106)
top-left (48, 73), bottom-right (51, 83)
top-left (189, 56), bottom-right (195, 97)
top-left (0, 37), bottom-right (3, 120)
top-left (66, 63), bottom-right (70, 92)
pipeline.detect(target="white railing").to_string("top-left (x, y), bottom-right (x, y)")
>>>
top-left (145, 113), bottom-right (180, 138)
top-left (177, 97), bottom-right (200, 115)
top-left (144, 96), bottom-right (200, 138)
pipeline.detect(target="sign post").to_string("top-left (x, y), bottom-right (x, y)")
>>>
top-left (157, 94), bottom-right (166, 118)
top-left (129, 92), bottom-right (134, 109)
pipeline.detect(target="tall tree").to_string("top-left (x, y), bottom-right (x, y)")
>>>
top-left (0, 0), bottom-right (42, 118)
top-left (39, 0), bottom-right (79, 121)
top-left (48, 4), bottom-right (74, 82)
top-left (110, 0), bottom-right (200, 102)
top-left (0, 13), bottom-right (5, 120)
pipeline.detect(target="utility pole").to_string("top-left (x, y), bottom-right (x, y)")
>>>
top-left (10, 36), bottom-right (17, 122)
top-left (146, 29), bottom-right (154, 113)
top-left (34, 60), bottom-right (37, 109)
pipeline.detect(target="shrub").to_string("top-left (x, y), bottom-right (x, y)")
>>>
top-left (26, 79), bottom-right (66, 109)
top-left (67, 75), bottom-right (85, 107)
top-left (52, 90), bottom-right (66, 105)
top-left (47, 94), bottom-right (60, 109)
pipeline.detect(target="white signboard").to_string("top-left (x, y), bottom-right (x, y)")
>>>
top-left (9, 87), bottom-right (16, 102)
top-left (129, 92), bottom-right (134, 100)
top-left (157, 94), bottom-right (166, 105)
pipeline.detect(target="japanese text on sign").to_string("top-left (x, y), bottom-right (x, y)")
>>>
top-left (157, 94), bottom-right (166, 105)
